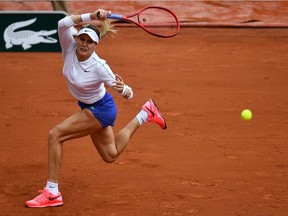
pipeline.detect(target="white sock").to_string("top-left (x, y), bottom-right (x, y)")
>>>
top-left (46, 180), bottom-right (59, 195)
top-left (136, 109), bottom-right (148, 125)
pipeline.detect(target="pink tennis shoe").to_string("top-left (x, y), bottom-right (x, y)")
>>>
top-left (26, 188), bottom-right (63, 208)
top-left (142, 99), bottom-right (167, 129)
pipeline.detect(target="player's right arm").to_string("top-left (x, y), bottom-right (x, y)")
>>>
top-left (70, 9), bottom-right (111, 24)
top-left (57, 16), bottom-right (75, 53)
top-left (57, 9), bottom-right (111, 54)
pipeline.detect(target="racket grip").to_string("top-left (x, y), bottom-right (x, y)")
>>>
top-left (107, 14), bottom-right (123, 20)
top-left (96, 11), bottom-right (123, 20)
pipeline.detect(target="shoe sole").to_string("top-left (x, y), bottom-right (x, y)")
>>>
top-left (150, 99), bottom-right (167, 130)
top-left (26, 202), bottom-right (63, 208)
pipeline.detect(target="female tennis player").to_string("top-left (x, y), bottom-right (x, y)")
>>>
top-left (26, 8), bottom-right (166, 208)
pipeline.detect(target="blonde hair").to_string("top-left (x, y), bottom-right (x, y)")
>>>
top-left (100, 20), bottom-right (117, 38)
top-left (81, 20), bottom-right (117, 42)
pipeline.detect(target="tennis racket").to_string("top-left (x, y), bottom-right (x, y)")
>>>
top-left (98, 6), bottom-right (180, 38)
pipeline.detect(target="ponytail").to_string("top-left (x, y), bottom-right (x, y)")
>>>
top-left (100, 20), bottom-right (117, 39)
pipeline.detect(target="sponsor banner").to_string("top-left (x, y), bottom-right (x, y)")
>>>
top-left (0, 11), bottom-right (67, 52)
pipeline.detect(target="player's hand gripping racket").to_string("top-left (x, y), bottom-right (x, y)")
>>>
top-left (98, 6), bottom-right (180, 38)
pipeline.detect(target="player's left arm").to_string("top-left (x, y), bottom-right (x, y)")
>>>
top-left (98, 62), bottom-right (133, 100)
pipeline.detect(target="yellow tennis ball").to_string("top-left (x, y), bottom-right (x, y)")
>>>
top-left (241, 109), bottom-right (252, 121)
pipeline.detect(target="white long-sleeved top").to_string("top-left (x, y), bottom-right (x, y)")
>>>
top-left (58, 16), bottom-right (116, 104)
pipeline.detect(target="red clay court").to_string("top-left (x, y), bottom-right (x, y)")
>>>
top-left (0, 1), bottom-right (288, 215)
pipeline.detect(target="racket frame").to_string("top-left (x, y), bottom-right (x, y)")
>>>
top-left (107, 6), bottom-right (180, 38)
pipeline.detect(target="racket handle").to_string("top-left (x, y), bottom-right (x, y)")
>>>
top-left (96, 11), bottom-right (123, 20)
top-left (107, 14), bottom-right (123, 20)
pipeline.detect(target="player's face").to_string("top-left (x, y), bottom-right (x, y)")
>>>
top-left (76, 34), bottom-right (97, 61)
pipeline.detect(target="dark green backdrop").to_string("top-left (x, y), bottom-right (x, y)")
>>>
top-left (0, 11), bottom-right (67, 52)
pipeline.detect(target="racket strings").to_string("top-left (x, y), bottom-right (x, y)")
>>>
top-left (138, 8), bottom-right (179, 37)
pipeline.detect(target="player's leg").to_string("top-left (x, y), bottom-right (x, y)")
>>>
top-left (26, 109), bottom-right (102, 208)
top-left (90, 117), bottom-right (140, 163)
top-left (47, 108), bottom-right (102, 182)
top-left (90, 99), bottom-right (167, 163)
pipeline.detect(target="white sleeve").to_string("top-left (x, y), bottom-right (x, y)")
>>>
top-left (98, 61), bottom-right (116, 88)
top-left (98, 63), bottom-right (133, 99)
top-left (57, 16), bottom-right (75, 54)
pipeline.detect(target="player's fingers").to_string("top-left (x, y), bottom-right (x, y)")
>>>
top-left (112, 79), bottom-right (124, 93)
top-left (113, 86), bottom-right (124, 94)
top-left (96, 9), bottom-right (111, 20)
top-left (115, 74), bottom-right (123, 82)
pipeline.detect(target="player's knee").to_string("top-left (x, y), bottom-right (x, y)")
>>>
top-left (102, 153), bottom-right (118, 163)
top-left (103, 158), bottom-right (115, 163)
top-left (48, 127), bottom-right (60, 144)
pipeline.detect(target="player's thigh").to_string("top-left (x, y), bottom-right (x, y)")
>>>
top-left (90, 126), bottom-right (117, 162)
top-left (52, 109), bottom-right (102, 142)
